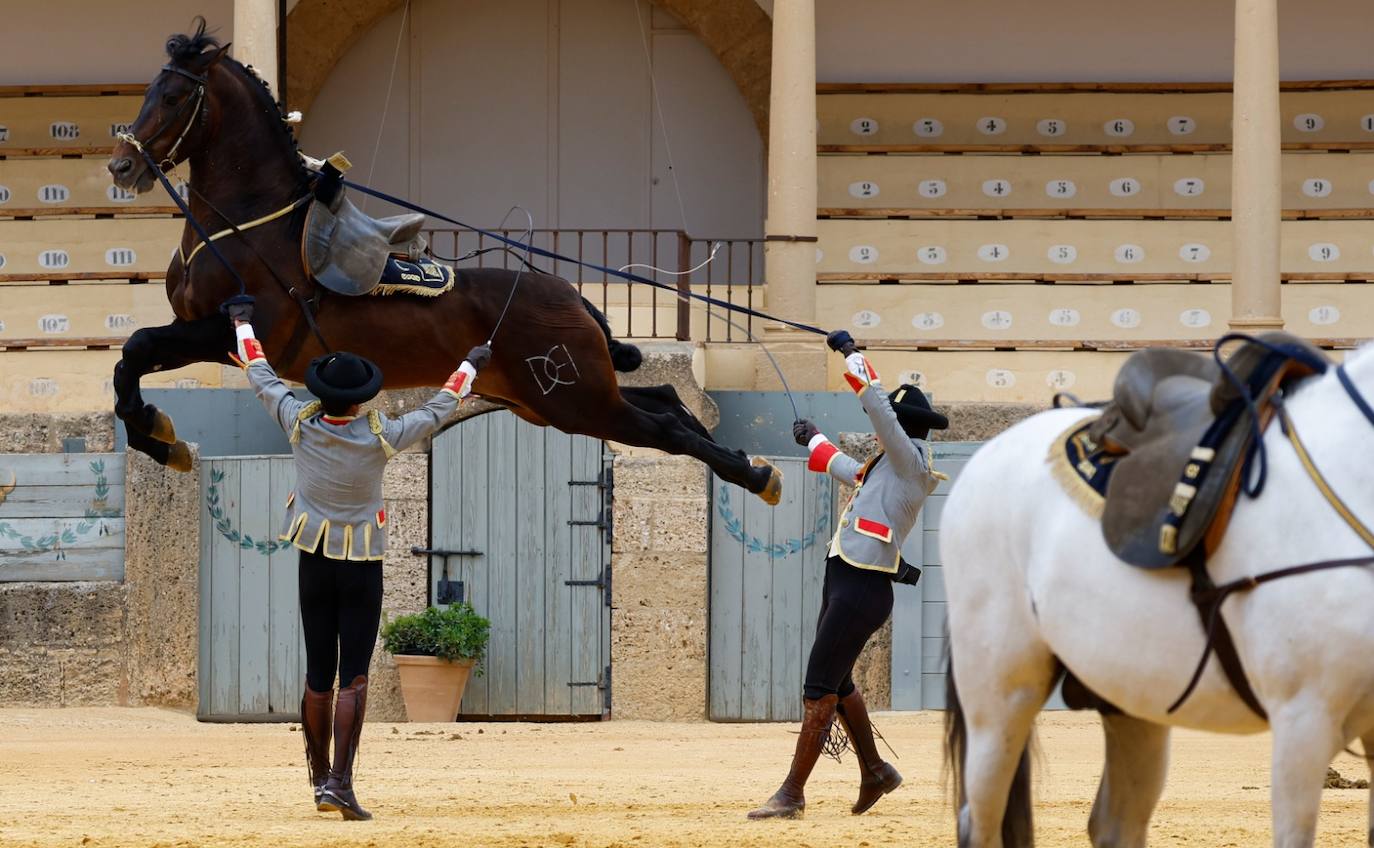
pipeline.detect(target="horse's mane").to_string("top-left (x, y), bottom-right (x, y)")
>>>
top-left (165, 16), bottom-right (219, 63)
top-left (165, 16), bottom-right (310, 186)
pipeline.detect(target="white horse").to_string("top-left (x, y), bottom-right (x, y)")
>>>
top-left (941, 342), bottom-right (1374, 848)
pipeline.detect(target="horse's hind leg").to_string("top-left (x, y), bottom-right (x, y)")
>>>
top-left (602, 397), bottom-right (777, 500)
top-left (1088, 714), bottom-right (1170, 848)
top-left (620, 385), bottom-right (713, 441)
top-left (115, 316), bottom-right (234, 470)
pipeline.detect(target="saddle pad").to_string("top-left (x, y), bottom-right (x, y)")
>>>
top-left (371, 256), bottom-right (455, 297)
top-left (1047, 416), bottom-right (1120, 519)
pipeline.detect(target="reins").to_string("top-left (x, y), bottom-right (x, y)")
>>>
top-left (338, 178), bottom-right (830, 338)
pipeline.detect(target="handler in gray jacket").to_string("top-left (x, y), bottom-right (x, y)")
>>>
top-left (231, 307), bottom-right (488, 822)
top-left (749, 330), bottom-right (947, 821)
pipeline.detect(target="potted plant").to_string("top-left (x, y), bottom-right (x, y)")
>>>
top-left (381, 603), bottom-right (491, 722)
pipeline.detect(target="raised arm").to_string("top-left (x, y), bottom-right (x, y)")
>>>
top-left (828, 330), bottom-right (923, 478)
top-left (381, 344), bottom-right (491, 453)
top-left (234, 318), bottom-right (308, 435)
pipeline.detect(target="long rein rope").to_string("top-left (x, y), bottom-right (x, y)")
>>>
top-left (338, 178), bottom-right (828, 337)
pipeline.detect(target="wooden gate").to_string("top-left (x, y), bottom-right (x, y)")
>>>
top-left (708, 457), bottom-right (833, 722)
top-left (430, 413), bottom-right (611, 718)
top-left (198, 456), bottom-right (305, 721)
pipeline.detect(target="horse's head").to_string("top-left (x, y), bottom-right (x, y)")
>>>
top-left (108, 17), bottom-right (230, 193)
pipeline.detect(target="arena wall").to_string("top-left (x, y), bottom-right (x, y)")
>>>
top-left (297, 0), bottom-right (765, 236)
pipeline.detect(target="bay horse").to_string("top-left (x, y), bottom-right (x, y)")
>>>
top-left (105, 21), bottom-right (780, 503)
top-left (939, 343), bottom-right (1374, 847)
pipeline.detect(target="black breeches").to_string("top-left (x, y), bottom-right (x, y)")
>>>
top-left (802, 556), bottom-right (894, 701)
top-left (298, 550), bottom-right (385, 692)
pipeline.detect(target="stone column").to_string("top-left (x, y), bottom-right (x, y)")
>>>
top-left (1230, 0), bottom-right (1284, 332)
top-left (758, 0), bottom-right (826, 390)
top-left (233, 0), bottom-right (279, 93)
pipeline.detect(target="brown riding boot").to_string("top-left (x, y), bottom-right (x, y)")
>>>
top-left (301, 685), bottom-right (333, 809)
top-left (747, 694), bottom-right (838, 820)
top-left (837, 688), bottom-right (902, 815)
top-left (319, 676), bottom-right (373, 821)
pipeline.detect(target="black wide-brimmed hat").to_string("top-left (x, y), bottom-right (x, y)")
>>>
top-left (889, 383), bottom-right (949, 437)
top-left (305, 351), bottom-right (384, 406)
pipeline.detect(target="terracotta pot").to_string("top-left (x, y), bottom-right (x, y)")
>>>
top-left (392, 655), bottom-right (476, 722)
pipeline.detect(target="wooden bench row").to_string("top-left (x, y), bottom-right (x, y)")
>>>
top-left (0, 217), bottom-right (181, 282)
top-left (0, 349), bottom-right (222, 414)
top-left (0, 282), bottom-right (173, 342)
top-left (819, 152), bottom-right (1374, 218)
top-left (818, 88), bottom-right (1374, 152)
top-left (815, 219), bottom-right (1374, 280)
top-left (0, 157), bottom-right (181, 217)
top-left (0, 95), bottom-right (143, 156)
top-left (814, 281), bottom-right (1368, 344)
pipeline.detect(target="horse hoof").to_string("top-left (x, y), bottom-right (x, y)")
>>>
top-left (166, 441), bottom-right (194, 473)
top-left (149, 409), bottom-right (177, 445)
top-left (751, 457), bottom-right (783, 506)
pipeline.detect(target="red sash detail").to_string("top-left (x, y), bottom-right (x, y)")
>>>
top-left (855, 517), bottom-right (892, 543)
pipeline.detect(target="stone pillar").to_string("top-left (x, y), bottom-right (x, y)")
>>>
top-left (610, 454), bottom-right (709, 720)
top-left (1230, 0), bottom-right (1284, 332)
top-left (124, 446), bottom-right (202, 707)
top-left (759, 0), bottom-right (826, 391)
top-left (234, 0), bottom-right (279, 93)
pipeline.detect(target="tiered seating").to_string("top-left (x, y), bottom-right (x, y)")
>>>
top-left (819, 152), bottom-right (1374, 218)
top-left (0, 86), bottom-right (189, 413)
top-left (815, 83), bottom-right (1374, 402)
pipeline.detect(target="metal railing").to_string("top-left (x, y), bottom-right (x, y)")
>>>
top-left (420, 228), bottom-right (763, 341)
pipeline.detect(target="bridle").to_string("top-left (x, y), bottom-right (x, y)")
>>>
top-left (113, 61), bottom-right (331, 351)
top-left (115, 64), bottom-right (207, 172)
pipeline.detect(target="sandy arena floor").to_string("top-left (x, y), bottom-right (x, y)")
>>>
top-left (0, 708), bottom-right (1368, 847)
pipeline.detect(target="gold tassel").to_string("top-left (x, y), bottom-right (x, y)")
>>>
top-left (290, 401), bottom-right (322, 444)
top-left (368, 410), bottom-right (397, 458)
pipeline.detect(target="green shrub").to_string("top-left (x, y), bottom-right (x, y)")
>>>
top-left (381, 603), bottom-right (491, 670)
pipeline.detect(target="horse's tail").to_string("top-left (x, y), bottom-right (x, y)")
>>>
top-left (581, 297), bottom-right (642, 372)
top-left (944, 644), bottom-right (1035, 848)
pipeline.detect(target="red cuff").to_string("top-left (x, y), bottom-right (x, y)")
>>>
top-left (442, 369), bottom-right (469, 398)
top-left (241, 337), bottom-right (266, 364)
top-left (808, 440), bottom-right (840, 473)
top-left (843, 371), bottom-right (866, 393)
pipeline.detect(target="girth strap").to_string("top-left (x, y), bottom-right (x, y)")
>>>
top-left (1170, 548), bottom-right (1269, 719)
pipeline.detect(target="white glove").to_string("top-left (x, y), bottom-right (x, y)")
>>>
top-left (235, 323), bottom-right (265, 364)
top-left (442, 360), bottom-right (479, 400)
top-left (845, 352), bottom-right (879, 385)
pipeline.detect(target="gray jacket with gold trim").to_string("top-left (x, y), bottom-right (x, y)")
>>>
top-left (246, 360), bottom-right (459, 561)
top-left (806, 359), bottom-right (941, 574)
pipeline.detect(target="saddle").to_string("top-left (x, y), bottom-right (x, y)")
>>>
top-left (302, 153), bottom-right (429, 296)
top-left (1091, 333), bottom-right (1329, 569)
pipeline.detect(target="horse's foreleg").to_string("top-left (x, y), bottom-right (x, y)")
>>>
top-left (1269, 700), bottom-right (1343, 848)
top-left (115, 316), bottom-right (234, 471)
top-left (1088, 714), bottom-right (1170, 848)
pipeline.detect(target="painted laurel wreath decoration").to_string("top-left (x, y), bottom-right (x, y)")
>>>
top-left (207, 468), bottom-right (293, 556)
top-left (0, 460), bottom-right (121, 561)
top-left (716, 477), bottom-right (831, 560)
